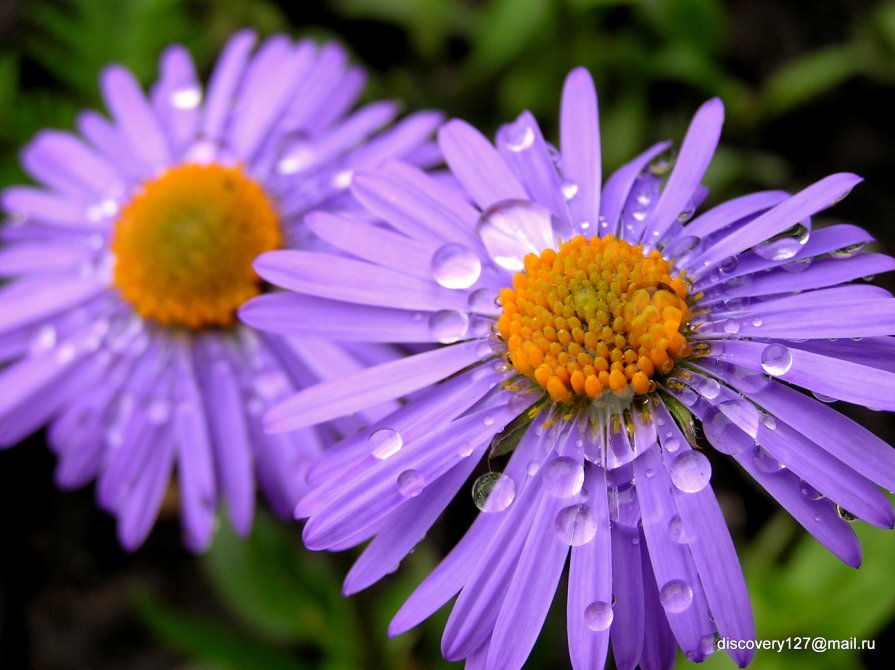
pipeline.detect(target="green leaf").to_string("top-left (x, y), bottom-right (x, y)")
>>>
top-left (136, 591), bottom-right (310, 670)
top-left (202, 511), bottom-right (362, 665)
top-left (467, 0), bottom-right (554, 78)
top-left (762, 45), bottom-right (867, 117)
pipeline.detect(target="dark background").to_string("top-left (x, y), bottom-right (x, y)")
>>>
top-left (2, 0), bottom-right (895, 668)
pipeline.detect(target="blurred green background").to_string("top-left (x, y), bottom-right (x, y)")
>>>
top-left (2, 0), bottom-right (895, 668)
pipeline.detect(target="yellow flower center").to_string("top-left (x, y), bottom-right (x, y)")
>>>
top-left (111, 164), bottom-right (281, 329)
top-left (497, 235), bottom-right (691, 404)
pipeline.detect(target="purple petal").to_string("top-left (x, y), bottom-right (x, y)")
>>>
top-left (682, 190), bottom-right (789, 241)
top-left (265, 340), bottom-right (486, 432)
top-left (254, 250), bottom-right (470, 311)
top-left (691, 173), bottom-right (863, 275)
top-left (566, 466), bottom-right (612, 670)
top-left (438, 119), bottom-right (527, 209)
top-left (303, 210), bottom-right (438, 279)
top-left (609, 522), bottom-right (645, 670)
top-left (645, 98), bottom-right (724, 243)
top-left (100, 65), bottom-right (170, 169)
top-left (600, 142), bottom-right (672, 236)
top-left (560, 67), bottom-right (601, 227)
top-left (201, 30), bottom-right (257, 141)
top-left (150, 44), bottom-right (201, 152)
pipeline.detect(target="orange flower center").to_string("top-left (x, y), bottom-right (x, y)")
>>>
top-left (111, 164), bottom-right (281, 329)
top-left (496, 235), bottom-right (691, 404)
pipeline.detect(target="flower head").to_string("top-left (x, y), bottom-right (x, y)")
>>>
top-left (245, 67), bottom-right (895, 669)
top-left (0, 30), bottom-right (441, 551)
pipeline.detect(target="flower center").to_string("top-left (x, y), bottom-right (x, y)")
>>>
top-left (111, 164), bottom-right (281, 329)
top-left (497, 235), bottom-right (691, 404)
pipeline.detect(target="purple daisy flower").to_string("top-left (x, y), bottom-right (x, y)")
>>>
top-left (243, 67), bottom-right (895, 669)
top-left (0, 30), bottom-right (441, 551)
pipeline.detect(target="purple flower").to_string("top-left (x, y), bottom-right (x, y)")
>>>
top-left (0, 30), bottom-right (441, 551)
top-left (244, 67), bottom-right (895, 669)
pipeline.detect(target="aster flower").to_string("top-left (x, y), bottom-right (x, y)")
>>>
top-left (243, 67), bottom-right (895, 669)
top-left (0, 30), bottom-right (442, 551)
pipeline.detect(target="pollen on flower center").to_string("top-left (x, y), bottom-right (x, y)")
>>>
top-left (496, 235), bottom-right (692, 404)
top-left (111, 163), bottom-right (281, 329)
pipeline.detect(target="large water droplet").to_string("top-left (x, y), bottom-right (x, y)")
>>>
top-left (468, 288), bottom-right (498, 313)
top-left (669, 451), bottom-right (711, 493)
top-left (753, 446), bottom-right (785, 474)
top-left (370, 428), bottom-right (403, 459)
top-left (584, 601), bottom-right (614, 631)
top-left (472, 472), bottom-right (516, 512)
top-left (544, 457), bottom-right (585, 497)
top-left (659, 579), bottom-right (693, 613)
top-left (555, 504), bottom-right (598, 546)
top-left (753, 223), bottom-right (810, 261)
top-left (760, 343), bottom-right (793, 376)
top-left (477, 200), bottom-right (556, 271)
top-left (836, 505), bottom-right (858, 522)
top-left (397, 470), bottom-right (426, 497)
top-left (719, 256), bottom-right (738, 274)
top-left (431, 243), bottom-right (482, 289)
top-left (428, 310), bottom-right (469, 344)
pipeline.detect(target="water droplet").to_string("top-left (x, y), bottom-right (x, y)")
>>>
top-left (719, 256), bottom-right (738, 274)
top-left (148, 399), bottom-right (170, 424)
top-left (677, 208), bottom-right (695, 223)
top-left (30, 325), bottom-right (57, 354)
top-left (477, 200), bottom-right (556, 271)
top-left (169, 86), bottom-right (202, 109)
top-left (397, 470), bottom-right (425, 497)
top-left (457, 441), bottom-right (475, 458)
top-left (55, 343), bottom-right (77, 364)
top-left (761, 414), bottom-right (777, 430)
top-left (428, 310), bottom-right (469, 344)
top-left (504, 122), bottom-right (535, 151)
top-left (694, 377), bottom-right (720, 400)
top-left (751, 317), bottom-right (763, 327)
top-left (670, 451), bottom-right (711, 493)
top-left (830, 242), bottom-right (866, 259)
top-left (649, 151), bottom-right (675, 176)
top-left (753, 223), bottom-right (810, 261)
top-left (753, 446), bottom-right (784, 473)
top-left (472, 472), bottom-right (516, 512)
top-left (722, 319), bottom-right (740, 335)
top-left (659, 579), bottom-right (693, 613)
top-left (561, 179), bottom-right (579, 200)
top-left (431, 243), bottom-right (482, 289)
top-left (799, 481), bottom-right (823, 500)
top-left (781, 257), bottom-right (812, 273)
top-left (812, 391), bottom-right (837, 403)
top-left (468, 288), bottom-right (498, 313)
top-left (483, 415), bottom-right (495, 426)
top-left (526, 461), bottom-right (541, 477)
top-left (663, 236), bottom-right (701, 259)
top-left (370, 428), bottom-right (403, 459)
top-left (668, 514), bottom-right (694, 543)
top-left (836, 505), bottom-right (858, 522)
top-left (555, 504), bottom-right (598, 546)
top-left (760, 343), bottom-right (792, 376)
top-left (544, 457), bottom-right (585, 497)
top-left (584, 601), bottom-right (614, 631)
top-left (663, 437), bottom-right (680, 453)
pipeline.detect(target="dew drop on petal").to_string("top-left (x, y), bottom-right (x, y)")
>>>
top-left (584, 601), bottom-right (614, 631)
top-left (555, 504), bottom-right (598, 546)
top-left (760, 343), bottom-right (793, 376)
top-left (561, 179), bottom-right (579, 201)
top-left (830, 242), bottom-right (866, 259)
top-left (468, 288), bottom-right (498, 312)
top-left (457, 441), bottom-right (475, 458)
top-left (722, 319), bottom-right (740, 335)
top-left (668, 514), bottom-right (694, 543)
top-left (812, 391), bottom-right (837, 403)
top-left (504, 121), bottom-right (535, 152)
top-left (659, 579), bottom-right (693, 613)
top-left (544, 456), bottom-right (585, 497)
top-left (752, 223), bottom-right (810, 261)
top-left (428, 309), bottom-right (469, 344)
top-left (663, 437), bottom-right (680, 453)
top-left (370, 428), bottom-right (403, 460)
top-left (169, 86), bottom-right (202, 109)
top-left (837, 505), bottom-right (858, 522)
top-left (762, 414), bottom-right (777, 430)
top-left (472, 472), bottom-right (516, 512)
top-left (669, 451), bottom-right (711, 493)
top-left (397, 470), bottom-right (426, 497)
top-left (719, 256), bottom-right (738, 274)
top-left (431, 243), bottom-right (482, 289)
top-left (753, 446), bottom-right (784, 474)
